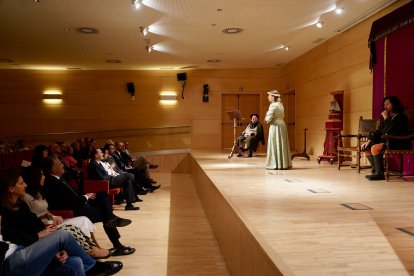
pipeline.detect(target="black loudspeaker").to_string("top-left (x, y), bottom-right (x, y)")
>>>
top-left (177, 73), bottom-right (187, 82)
top-left (126, 82), bottom-right (135, 94)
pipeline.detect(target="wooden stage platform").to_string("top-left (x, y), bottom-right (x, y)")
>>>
top-left (189, 151), bottom-right (414, 275)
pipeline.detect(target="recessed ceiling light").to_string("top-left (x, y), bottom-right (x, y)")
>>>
top-left (284, 46), bottom-right (290, 51)
top-left (335, 8), bottom-right (343, 15)
top-left (222, 27), bottom-right (243, 35)
top-left (316, 22), bottom-right (323, 28)
top-left (217, 8), bottom-right (223, 12)
top-left (76, 27), bottom-right (99, 34)
top-left (132, 0), bottom-right (142, 9)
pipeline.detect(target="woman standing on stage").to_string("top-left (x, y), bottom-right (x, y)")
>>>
top-left (265, 90), bottom-right (292, 170)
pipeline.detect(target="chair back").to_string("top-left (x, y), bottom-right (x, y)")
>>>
top-left (358, 117), bottom-right (378, 137)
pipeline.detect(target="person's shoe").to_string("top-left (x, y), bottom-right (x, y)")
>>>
top-left (150, 184), bottom-right (161, 192)
top-left (111, 246), bottom-right (136, 256)
top-left (104, 217), bottom-right (132, 228)
top-left (149, 178), bottom-right (157, 184)
top-left (136, 187), bottom-right (149, 195)
top-left (149, 164), bottom-right (158, 169)
top-left (368, 173), bottom-right (385, 181)
top-left (87, 260), bottom-right (123, 276)
top-left (133, 197), bottom-right (143, 202)
top-left (90, 247), bottom-right (112, 260)
top-left (125, 204), bottom-right (140, 211)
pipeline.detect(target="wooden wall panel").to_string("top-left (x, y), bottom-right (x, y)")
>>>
top-left (279, 1), bottom-right (408, 154)
top-left (0, 69), bottom-right (281, 151)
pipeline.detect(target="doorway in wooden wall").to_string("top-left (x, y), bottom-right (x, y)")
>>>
top-left (282, 90), bottom-right (296, 151)
top-left (222, 94), bottom-right (260, 151)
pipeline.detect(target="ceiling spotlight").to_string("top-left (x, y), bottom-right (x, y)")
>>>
top-left (284, 46), bottom-right (290, 51)
top-left (140, 27), bottom-right (148, 36)
top-left (145, 45), bottom-right (153, 53)
top-left (316, 22), bottom-right (323, 28)
top-left (335, 7), bottom-right (343, 15)
top-left (132, 0), bottom-right (142, 9)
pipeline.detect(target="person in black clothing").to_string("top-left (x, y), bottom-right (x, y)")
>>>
top-left (111, 142), bottom-right (160, 192)
top-left (42, 155), bottom-right (136, 256)
top-left (87, 148), bottom-right (140, 210)
top-left (361, 96), bottom-right (411, 180)
top-left (0, 170), bottom-right (123, 276)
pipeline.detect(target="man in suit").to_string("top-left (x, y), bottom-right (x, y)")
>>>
top-left (87, 148), bottom-right (140, 210)
top-left (42, 154), bottom-right (136, 256)
top-left (112, 142), bottom-right (160, 192)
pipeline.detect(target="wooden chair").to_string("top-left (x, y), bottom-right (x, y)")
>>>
top-left (383, 110), bottom-right (414, 181)
top-left (81, 159), bottom-right (121, 204)
top-left (337, 117), bottom-right (378, 172)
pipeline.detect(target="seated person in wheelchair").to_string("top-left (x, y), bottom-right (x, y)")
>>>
top-left (236, 114), bottom-right (265, 157)
top-left (360, 96), bottom-right (411, 180)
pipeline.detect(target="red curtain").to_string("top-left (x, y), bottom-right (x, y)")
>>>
top-left (372, 38), bottom-right (385, 119)
top-left (386, 22), bottom-right (414, 111)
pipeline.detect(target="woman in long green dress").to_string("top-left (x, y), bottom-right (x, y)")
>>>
top-left (265, 90), bottom-right (292, 170)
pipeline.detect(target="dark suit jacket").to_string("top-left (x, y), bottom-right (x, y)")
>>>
top-left (112, 151), bottom-right (129, 171)
top-left (43, 175), bottom-right (87, 211)
top-left (87, 160), bottom-right (111, 181)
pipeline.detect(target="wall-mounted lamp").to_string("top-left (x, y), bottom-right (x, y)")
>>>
top-left (160, 93), bottom-right (177, 105)
top-left (43, 90), bottom-right (62, 104)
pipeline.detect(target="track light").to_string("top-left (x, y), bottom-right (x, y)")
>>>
top-left (132, 0), bottom-right (142, 9)
top-left (316, 22), bottom-right (323, 28)
top-left (335, 7), bottom-right (343, 15)
top-left (140, 27), bottom-right (148, 36)
top-left (145, 45), bottom-right (153, 53)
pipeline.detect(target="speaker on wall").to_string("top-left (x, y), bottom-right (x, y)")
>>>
top-left (126, 82), bottom-right (135, 100)
top-left (177, 73), bottom-right (187, 81)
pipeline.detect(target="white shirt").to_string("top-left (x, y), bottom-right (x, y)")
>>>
top-left (98, 160), bottom-right (119, 177)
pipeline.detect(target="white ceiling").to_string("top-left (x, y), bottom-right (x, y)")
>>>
top-left (0, 0), bottom-right (400, 70)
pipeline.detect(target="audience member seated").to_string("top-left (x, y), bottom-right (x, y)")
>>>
top-left (31, 144), bottom-right (49, 168)
top-left (49, 142), bottom-right (82, 192)
top-left (42, 155), bottom-right (136, 256)
top-left (103, 144), bottom-right (150, 195)
top-left (112, 141), bottom-right (160, 192)
top-left (13, 139), bottom-right (29, 151)
top-left (0, 226), bottom-right (123, 276)
top-left (236, 113), bottom-right (265, 158)
top-left (71, 141), bottom-right (84, 168)
top-left (22, 167), bottom-right (97, 238)
top-left (360, 96), bottom-right (411, 180)
top-left (87, 148), bottom-right (140, 210)
top-left (0, 169), bottom-right (111, 259)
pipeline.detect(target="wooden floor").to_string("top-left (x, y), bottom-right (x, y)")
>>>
top-left (92, 151), bottom-right (414, 275)
top-left (190, 151), bottom-right (414, 275)
top-left (93, 172), bottom-right (229, 276)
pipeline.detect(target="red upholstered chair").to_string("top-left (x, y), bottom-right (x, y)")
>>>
top-left (1, 152), bottom-right (15, 169)
top-left (81, 159), bottom-right (121, 204)
top-left (383, 110), bottom-right (414, 181)
top-left (49, 210), bottom-right (74, 219)
top-left (13, 151), bottom-right (26, 167)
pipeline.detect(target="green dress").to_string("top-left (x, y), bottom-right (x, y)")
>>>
top-left (265, 102), bottom-right (292, 169)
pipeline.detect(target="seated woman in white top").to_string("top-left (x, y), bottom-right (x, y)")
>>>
top-left (22, 166), bottom-right (95, 238)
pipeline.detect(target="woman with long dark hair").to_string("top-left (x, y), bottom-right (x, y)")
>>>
top-left (361, 96), bottom-right (411, 180)
top-left (0, 169), bottom-right (111, 259)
